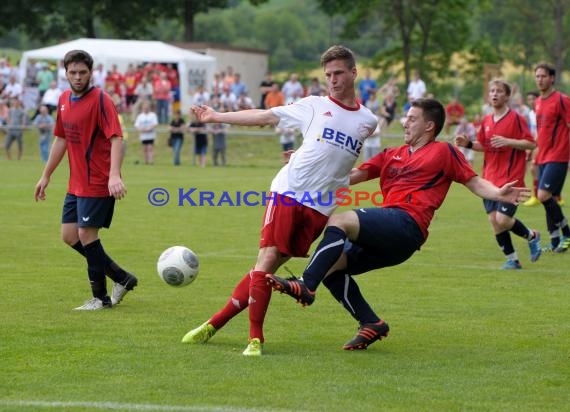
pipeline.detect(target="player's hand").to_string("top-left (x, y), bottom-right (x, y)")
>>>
top-left (108, 175), bottom-right (127, 199)
top-left (498, 181), bottom-right (530, 205)
top-left (490, 135), bottom-right (509, 148)
top-left (454, 134), bottom-right (469, 147)
top-left (34, 177), bottom-right (49, 201)
top-left (191, 104), bottom-right (215, 123)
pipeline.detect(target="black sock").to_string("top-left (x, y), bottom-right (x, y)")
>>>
top-left (510, 219), bottom-right (532, 240)
top-left (323, 271), bottom-right (380, 324)
top-left (496, 231), bottom-right (515, 256)
top-left (83, 239), bottom-right (108, 300)
top-left (72, 240), bottom-right (128, 284)
top-left (543, 197), bottom-right (570, 236)
top-left (302, 226), bottom-right (347, 291)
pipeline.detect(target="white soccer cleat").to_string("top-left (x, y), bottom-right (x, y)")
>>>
top-left (74, 297), bottom-right (112, 311)
top-left (111, 273), bottom-right (138, 305)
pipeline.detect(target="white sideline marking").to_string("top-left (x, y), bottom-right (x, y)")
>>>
top-left (0, 400), bottom-right (288, 412)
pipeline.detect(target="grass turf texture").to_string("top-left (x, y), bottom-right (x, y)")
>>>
top-left (1, 126), bottom-right (569, 412)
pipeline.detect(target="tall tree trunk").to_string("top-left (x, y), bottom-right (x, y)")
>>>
top-left (184, 0), bottom-right (196, 42)
top-left (85, 15), bottom-right (96, 38)
top-left (553, 0), bottom-right (565, 77)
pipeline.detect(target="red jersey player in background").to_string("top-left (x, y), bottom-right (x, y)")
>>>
top-left (533, 63), bottom-right (570, 252)
top-left (34, 50), bottom-right (137, 310)
top-left (267, 98), bottom-right (530, 351)
top-left (455, 79), bottom-right (540, 269)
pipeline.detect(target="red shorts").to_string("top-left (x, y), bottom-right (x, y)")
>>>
top-left (259, 192), bottom-right (329, 257)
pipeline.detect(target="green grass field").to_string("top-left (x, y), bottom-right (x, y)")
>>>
top-left (1, 127), bottom-right (569, 412)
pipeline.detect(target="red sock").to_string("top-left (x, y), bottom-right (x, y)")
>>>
top-left (248, 270), bottom-right (272, 343)
top-left (209, 272), bottom-right (251, 330)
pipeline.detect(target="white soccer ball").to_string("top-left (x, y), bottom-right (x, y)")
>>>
top-left (157, 246), bottom-right (199, 287)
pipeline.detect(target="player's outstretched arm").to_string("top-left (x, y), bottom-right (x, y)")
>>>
top-left (34, 137), bottom-right (67, 202)
top-left (464, 176), bottom-right (530, 205)
top-left (191, 105), bottom-right (280, 127)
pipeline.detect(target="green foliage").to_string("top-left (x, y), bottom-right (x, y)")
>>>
top-left (1, 129), bottom-right (569, 411)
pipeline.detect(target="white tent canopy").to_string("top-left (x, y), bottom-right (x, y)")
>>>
top-left (19, 38), bottom-right (217, 113)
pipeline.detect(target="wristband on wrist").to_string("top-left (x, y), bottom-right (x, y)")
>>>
top-left (466, 141), bottom-right (473, 149)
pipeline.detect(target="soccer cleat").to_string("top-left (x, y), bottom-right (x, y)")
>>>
top-left (343, 320), bottom-right (390, 350)
top-left (111, 272), bottom-right (139, 305)
top-left (528, 231), bottom-right (542, 262)
top-left (181, 321), bottom-right (217, 344)
top-left (501, 259), bottom-right (522, 270)
top-left (74, 297), bottom-right (112, 311)
top-left (553, 235), bottom-right (570, 253)
top-left (242, 338), bottom-right (263, 356)
top-left (522, 195), bottom-right (540, 207)
top-left (265, 274), bottom-right (315, 306)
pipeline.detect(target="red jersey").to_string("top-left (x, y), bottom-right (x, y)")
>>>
top-left (535, 91), bottom-right (570, 164)
top-left (54, 88), bottom-right (123, 197)
top-left (359, 141), bottom-right (476, 239)
top-left (476, 109), bottom-right (534, 186)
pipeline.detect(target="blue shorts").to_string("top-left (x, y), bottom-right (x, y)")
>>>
top-left (62, 193), bottom-right (115, 228)
top-left (538, 162), bottom-right (568, 196)
top-left (483, 199), bottom-right (517, 217)
top-left (344, 207), bottom-right (425, 276)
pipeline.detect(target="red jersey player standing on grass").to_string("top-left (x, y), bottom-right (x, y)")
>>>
top-left (34, 50), bottom-right (137, 310)
top-left (181, 45), bottom-right (378, 356)
top-left (455, 79), bottom-right (540, 269)
top-left (267, 98), bottom-right (530, 350)
top-left (533, 63), bottom-right (570, 252)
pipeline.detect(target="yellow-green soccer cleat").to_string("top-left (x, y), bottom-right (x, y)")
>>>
top-left (181, 321), bottom-right (217, 344)
top-left (242, 338), bottom-right (263, 356)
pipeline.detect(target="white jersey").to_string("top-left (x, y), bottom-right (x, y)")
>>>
top-left (270, 95), bottom-right (377, 216)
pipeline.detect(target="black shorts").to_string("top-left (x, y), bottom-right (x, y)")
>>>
top-left (62, 193), bottom-right (115, 228)
top-left (483, 199), bottom-right (517, 217)
top-left (344, 207), bottom-right (425, 276)
top-left (538, 162), bottom-right (568, 196)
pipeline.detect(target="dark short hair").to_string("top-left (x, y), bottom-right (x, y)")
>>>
top-left (411, 98), bottom-right (446, 137)
top-left (534, 62), bottom-right (555, 77)
top-left (526, 91), bottom-right (539, 98)
top-left (63, 50), bottom-right (94, 71)
top-left (320, 45), bottom-right (356, 69)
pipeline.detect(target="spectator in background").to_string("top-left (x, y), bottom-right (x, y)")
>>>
top-left (92, 63), bottom-right (106, 89)
top-left (223, 66), bottom-right (235, 90)
top-left (153, 71), bottom-right (171, 124)
top-left (307, 77), bottom-right (326, 96)
top-left (276, 125), bottom-right (296, 152)
top-left (105, 64), bottom-right (124, 98)
top-left (259, 71), bottom-right (275, 109)
top-left (210, 105), bottom-right (228, 167)
top-left (40, 81), bottom-right (62, 115)
top-left (454, 116), bottom-right (476, 165)
top-left (0, 58), bottom-right (13, 84)
top-left (4, 98), bottom-right (26, 160)
top-left (379, 76), bottom-right (399, 100)
top-left (211, 72), bottom-right (224, 98)
top-left (264, 83), bottom-right (285, 110)
top-left (2, 75), bottom-right (23, 101)
top-left (364, 90), bottom-right (380, 115)
top-left (166, 64), bottom-right (180, 113)
top-left (358, 69), bottom-right (377, 105)
top-left (219, 86), bottom-right (237, 112)
top-left (189, 113), bottom-right (208, 167)
top-left (134, 101), bottom-right (158, 165)
top-left (192, 85), bottom-right (211, 107)
top-left (0, 99), bottom-right (8, 126)
top-left (230, 73), bottom-right (247, 99)
top-left (282, 73), bottom-right (304, 104)
top-left (33, 104), bottom-right (55, 162)
top-left (35, 64), bottom-right (54, 100)
top-left (237, 91), bottom-right (255, 110)
top-left (407, 70), bottom-right (426, 102)
top-left (444, 97), bottom-right (465, 136)
top-left (133, 75), bottom-right (153, 118)
top-left (379, 92), bottom-right (397, 129)
top-left (362, 116), bottom-right (381, 162)
top-left (169, 109), bottom-right (185, 166)
top-left (56, 61), bottom-right (69, 91)
top-left (124, 64), bottom-right (139, 116)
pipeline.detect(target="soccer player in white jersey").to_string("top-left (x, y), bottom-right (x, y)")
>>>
top-left (182, 45), bottom-right (378, 356)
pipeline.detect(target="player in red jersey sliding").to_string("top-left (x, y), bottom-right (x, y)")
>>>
top-left (533, 63), bottom-right (570, 252)
top-left (267, 98), bottom-right (530, 350)
top-left (455, 79), bottom-right (540, 269)
top-left (34, 50), bottom-right (137, 310)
